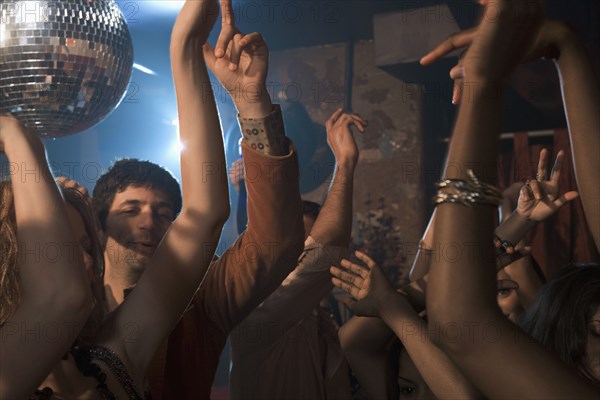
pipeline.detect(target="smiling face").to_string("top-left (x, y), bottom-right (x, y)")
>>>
top-left (103, 185), bottom-right (174, 277)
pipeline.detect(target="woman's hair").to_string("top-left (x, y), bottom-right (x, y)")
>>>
top-left (0, 180), bottom-right (20, 325)
top-left (0, 180), bottom-right (107, 344)
top-left (61, 185), bottom-right (107, 345)
top-left (521, 264), bottom-right (600, 384)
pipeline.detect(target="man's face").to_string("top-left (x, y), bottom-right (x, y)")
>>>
top-left (103, 185), bottom-right (174, 274)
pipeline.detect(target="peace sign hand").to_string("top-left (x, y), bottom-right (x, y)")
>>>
top-left (517, 149), bottom-right (579, 222)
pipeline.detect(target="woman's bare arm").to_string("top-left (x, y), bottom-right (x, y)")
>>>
top-left (425, 1), bottom-right (598, 397)
top-left (0, 117), bottom-right (92, 398)
top-left (99, 0), bottom-right (229, 378)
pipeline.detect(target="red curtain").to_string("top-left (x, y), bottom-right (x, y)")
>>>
top-left (497, 128), bottom-right (600, 279)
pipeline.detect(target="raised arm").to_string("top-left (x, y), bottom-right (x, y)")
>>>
top-left (0, 117), bottom-right (92, 398)
top-left (424, 1), bottom-right (598, 397)
top-left (99, 0), bottom-right (229, 376)
top-left (422, 17), bottom-right (600, 249)
top-left (240, 110), bottom-right (365, 331)
top-left (554, 23), bottom-right (600, 248)
top-left (333, 251), bottom-right (480, 399)
top-left (310, 109), bottom-right (365, 246)
top-left (196, 1), bottom-right (305, 331)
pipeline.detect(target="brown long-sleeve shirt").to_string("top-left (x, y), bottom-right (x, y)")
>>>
top-left (147, 107), bottom-right (304, 400)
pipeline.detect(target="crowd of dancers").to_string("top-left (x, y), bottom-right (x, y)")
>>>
top-left (1, 0), bottom-right (599, 398)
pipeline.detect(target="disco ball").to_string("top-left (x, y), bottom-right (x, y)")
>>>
top-left (0, 0), bottom-right (134, 138)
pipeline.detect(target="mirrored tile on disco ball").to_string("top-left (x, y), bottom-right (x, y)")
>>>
top-left (0, 0), bottom-right (133, 138)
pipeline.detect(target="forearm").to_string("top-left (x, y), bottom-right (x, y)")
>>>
top-left (203, 142), bottom-right (304, 331)
top-left (0, 128), bottom-right (92, 400)
top-left (428, 81), bottom-right (504, 325)
top-left (555, 33), bottom-right (600, 248)
top-left (171, 43), bottom-right (229, 223)
top-left (244, 239), bottom-right (348, 328)
top-left (503, 255), bottom-right (543, 309)
top-left (118, 6), bottom-right (230, 373)
top-left (310, 163), bottom-right (355, 246)
top-left (380, 296), bottom-right (480, 399)
top-left (494, 210), bottom-right (535, 245)
top-left (5, 130), bottom-right (90, 299)
top-left (338, 316), bottom-right (392, 400)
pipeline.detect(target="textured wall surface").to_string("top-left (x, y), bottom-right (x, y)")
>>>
top-left (352, 41), bottom-right (425, 285)
top-left (270, 40), bottom-right (426, 285)
top-left (269, 43), bottom-right (348, 195)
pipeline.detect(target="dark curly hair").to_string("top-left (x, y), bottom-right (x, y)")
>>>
top-left (92, 159), bottom-right (182, 231)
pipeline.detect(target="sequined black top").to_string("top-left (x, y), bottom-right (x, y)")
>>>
top-left (32, 345), bottom-right (150, 400)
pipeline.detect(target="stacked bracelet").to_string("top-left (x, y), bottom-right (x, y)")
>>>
top-left (434, 169), bottom-right (502, 208)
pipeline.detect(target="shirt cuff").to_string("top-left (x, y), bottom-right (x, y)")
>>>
top-left (238, 104), bottom-right (288, 156)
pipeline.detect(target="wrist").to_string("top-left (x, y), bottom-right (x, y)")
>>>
top-left (495, 211), bottom-right (536, 246)
top-left (336, 160), bottom-right (357, 174)
top-left (377, 290), bottom-right (405, 320)
top-left (234, 86), bottom-right (272, 119)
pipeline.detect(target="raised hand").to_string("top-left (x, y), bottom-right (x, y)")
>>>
top-left (517, 149), bottom-right (579, 222)
top-left (422, 19), bottom-right (572, 104)
top-left (325, 109), bottom-right (367, 169)
top-left (330, 251), bottom-right (396, 317)
top-left (213, 0), bottom-right (239, 63)
top-left (203, 0), bottom-right (270, 116)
